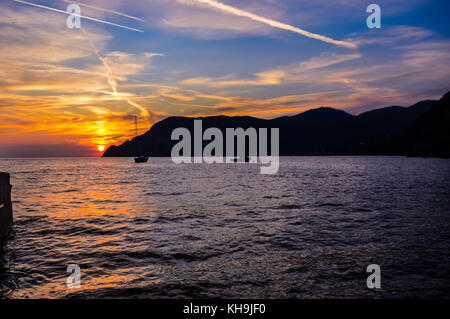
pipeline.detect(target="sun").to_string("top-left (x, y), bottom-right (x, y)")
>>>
top-left (97, 145), bottom-right (105, 152)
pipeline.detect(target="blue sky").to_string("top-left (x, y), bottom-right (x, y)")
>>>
top-left (0, 0), bottom-right (449, 156)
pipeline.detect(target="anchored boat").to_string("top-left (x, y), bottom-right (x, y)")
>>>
top-left (133, 116), bottom-right (149, 163)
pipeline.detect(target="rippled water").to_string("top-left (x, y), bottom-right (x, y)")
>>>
top-left (0, 157), bottom-right (449, 298)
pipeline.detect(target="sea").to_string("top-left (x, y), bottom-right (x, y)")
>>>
top-left (0, 156), bottom-right (449, 298)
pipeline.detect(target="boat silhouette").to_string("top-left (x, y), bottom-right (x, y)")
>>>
top-left (133, 116), bottom-right (149, 163)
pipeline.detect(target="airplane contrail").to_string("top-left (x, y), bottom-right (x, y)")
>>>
top-left (80, 28), bottom-right (150, 117)
top-left (13, 0), bottom-right (144, 32)
top-left (188, 0), bottom-right (357, 48)
top-left (96, 54), bottom-right (150, 117)
top-left (60, 0), bottom-right (144, 22)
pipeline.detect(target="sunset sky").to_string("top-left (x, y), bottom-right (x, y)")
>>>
top-left (0, 0), bottom-right (449, 157)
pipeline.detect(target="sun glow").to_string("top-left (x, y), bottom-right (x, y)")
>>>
top-left (98, 145), bottom-right (105, 152)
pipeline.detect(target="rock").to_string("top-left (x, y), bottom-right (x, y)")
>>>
top-left (0, 172), bottom-right (13, 239)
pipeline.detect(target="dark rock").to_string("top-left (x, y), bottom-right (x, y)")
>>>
top-left (0, 172), bottom-right (13, 239)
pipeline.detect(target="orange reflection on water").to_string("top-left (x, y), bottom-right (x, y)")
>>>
top-left (36, 168), bottom-right (157, 219)
top-left (9, 159), bottom-right (162, 298)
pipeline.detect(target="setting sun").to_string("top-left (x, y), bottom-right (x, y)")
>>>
top-left (98, 145), bottom-right (105, 152)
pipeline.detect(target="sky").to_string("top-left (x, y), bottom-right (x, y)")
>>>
top-left (0, 0), bottom-right (449, 157)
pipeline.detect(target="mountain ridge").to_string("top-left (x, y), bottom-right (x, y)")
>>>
top-left (103, 92), bottom-right (449, 158)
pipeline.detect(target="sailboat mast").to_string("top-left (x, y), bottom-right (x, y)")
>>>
top-left (135, 116), bottom-right (138, 137)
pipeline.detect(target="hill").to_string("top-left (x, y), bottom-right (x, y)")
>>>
top-left (103, 93), bottom-right (448, 157)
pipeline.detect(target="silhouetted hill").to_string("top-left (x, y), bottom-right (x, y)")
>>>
top-left (403, 92), bottom-right (450, 158)
top-left (103, 93), bottom-right (448, 157)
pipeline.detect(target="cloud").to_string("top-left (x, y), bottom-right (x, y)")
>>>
top-left (348, 25), bottom-right (435, 46)
top-left (2, 0), bottom-right (449, 156)
top-left (161, 6), bottom-right (272, 36)
top-left (180, 70), bottom-right (286, 88)
top-left (180, 53), bottom-right (362, 88)
top-left (0, 5), bottom-right (163, 153)
top-left (175, 38), bottom-right (450, 117)
top-left (161, 93), bottom-right (196, 102)
top-left (95, 51), bottom-right (163, 118)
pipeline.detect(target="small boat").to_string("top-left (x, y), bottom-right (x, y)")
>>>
top-left (133, 116), bottom-right (149, 163)
top-left (134, 154), bottom-right (149, 163)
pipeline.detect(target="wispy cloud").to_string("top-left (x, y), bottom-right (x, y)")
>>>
top-left (181, 53), bottom-right (362, 88)
top-left (347, 25), bottom-right (435, 46)
top-left (0, 5), bottom-right (162, 151)
top-left (2, 0), bottom-right (449, 156)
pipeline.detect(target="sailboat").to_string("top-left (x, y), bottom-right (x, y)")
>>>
top-left (133, 116), bottom-right (149, 163)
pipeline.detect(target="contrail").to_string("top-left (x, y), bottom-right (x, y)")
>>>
top-left (188, 0), bottom-right (357, 48)
top-left (97, 54), bottom-right (150, 117)
top-left (13, 0), bottom-right (144, 32)
top-left (60, 0), bottom-right (144, 22)
top-left (80, 27), bottom-right (150, 118)
top-left (98, 56), bottom-right (119, 97)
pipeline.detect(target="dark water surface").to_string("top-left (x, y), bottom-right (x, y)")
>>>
top-left (0, 157), bottom-right (449, 298)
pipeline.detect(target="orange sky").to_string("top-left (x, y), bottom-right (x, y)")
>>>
top-left (1, 0), bottom-right (449, 157)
